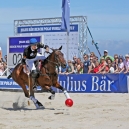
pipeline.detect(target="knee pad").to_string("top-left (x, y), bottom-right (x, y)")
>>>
top-left (31, 70), bottom-right (39, 78)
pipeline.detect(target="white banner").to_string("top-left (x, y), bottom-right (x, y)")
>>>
top-left (17, 24), bottom-right (79, 61)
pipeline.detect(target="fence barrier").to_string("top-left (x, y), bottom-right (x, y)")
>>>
top-left (0, 73), bottom-right (129, 93)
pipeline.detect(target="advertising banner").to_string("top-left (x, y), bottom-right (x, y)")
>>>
top-left (9, 36), bottom-right (41, 53)
top-left (7, 36), bottom-right (43, 68)
top-left (17, 25), bottom-right (78, 33)
top-left (16, 24), bottom-right (79, 60)
top-left (0, 74), bottom-right (128, 93)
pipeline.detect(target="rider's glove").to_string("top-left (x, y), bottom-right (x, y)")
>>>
top-left (39, 42), bottom-right (44, 48)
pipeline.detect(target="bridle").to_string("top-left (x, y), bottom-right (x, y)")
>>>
top-left (39, 49), bottom-right (65, 78)
top-left (46, 50), bottom-right (63, 67)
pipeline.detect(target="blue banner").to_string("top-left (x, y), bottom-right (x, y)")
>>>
top-left (0, 74), bottom-right (128, 93)
top-left (17, 24), bottom-right (78, 33)
top-left (9, 36), bottom-right (41, 53)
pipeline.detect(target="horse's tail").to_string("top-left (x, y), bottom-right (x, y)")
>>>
top-left (7, 73), bottom-right (12, 79)
top-left (7, 63), bottom-right (23, 80)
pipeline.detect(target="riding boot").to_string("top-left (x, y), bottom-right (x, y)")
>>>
top-left (31, 70), bottom-right (39, 90)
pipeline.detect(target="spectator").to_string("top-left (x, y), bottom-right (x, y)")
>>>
top-left (114, 54), bottom-right (119, 60)
top-left (101, 50), bottom-right (114, 62)
top-left (88, 57), bottom-right (95, 73)
top-left (90, 52), bottom-right (96, 63)
top-left (76, 58), bottom-right (83, 74)
top-left (0, 59), bottom-right (4, 76)
top-left (59, 64), bottom-right (68, 74)
top-left (90, 52), bottom-right (96, 57)
top-left (83, 54), bottom-right (91, 73)
top-left (114, 58), bottom-right (119, 72)
top-left (106, 59), bottom-right (114, 73)
top-left (74, 63), bottom-right (78, 73)
top-left (72, 56), bottom-right (77, 65)
top-left (1, 56), bottom-right (7, 71)
top-left (80, 62), bottom-right (84, 73)
top-left (98, 57), bottom-right (107, 73)
top-left (65, 60), bottom-right (74, 75)
top-left (93, 61), bottom-right (101, 73)
top-left (114, 56), bottom-right (124, 73)
top-left (103, 50), bottom-right (108, 59)
top-left (102, 65), bottom-right (109, 74)
top-left (124, 54), bottom-right (129, 73)
top-left (95, 56), bottom-right (99, 62)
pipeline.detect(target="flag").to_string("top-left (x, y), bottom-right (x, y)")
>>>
top-left (61, 0), bottom-right (70, 35)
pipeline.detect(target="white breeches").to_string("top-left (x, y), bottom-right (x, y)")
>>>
top-left (26, 53), bottom-right (46, 71)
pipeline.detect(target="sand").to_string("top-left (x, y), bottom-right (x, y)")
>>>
top-left (0, 91), bottom-right (129, 129)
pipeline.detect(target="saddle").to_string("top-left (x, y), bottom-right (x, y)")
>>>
top-left (23, 60), bottom-right (42, 74)
top-left (23, 60), bottom-right (43, 89)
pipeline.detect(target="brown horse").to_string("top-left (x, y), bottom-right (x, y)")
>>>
top-left (10, 46), bottom-right (71, 109)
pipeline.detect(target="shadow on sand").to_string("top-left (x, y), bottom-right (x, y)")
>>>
top-left (1, 106), bottom-right (55, 111)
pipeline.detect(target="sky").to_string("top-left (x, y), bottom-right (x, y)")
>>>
top-left (0, 0), bottom-right (129, 57)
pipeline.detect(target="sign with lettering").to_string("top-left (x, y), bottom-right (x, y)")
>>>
top-left (17, 25), bottom-right (78, 33)
top-left (7, 36), bottom-right (44, 68)
top-left (0, 74), bottom-right (128, 93)
top-left (16, 24), bottom-right (79, 60)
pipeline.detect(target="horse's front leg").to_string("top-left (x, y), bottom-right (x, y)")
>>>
top-left (54, 82), bottom-right (70, 99)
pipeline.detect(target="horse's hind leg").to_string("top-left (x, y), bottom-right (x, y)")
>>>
top-left (17, 81), bottom-right (29, 98)
top-left (43, 86), bottom-right (55, 100)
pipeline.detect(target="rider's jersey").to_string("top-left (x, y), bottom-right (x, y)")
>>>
top-left (23, 43), bottom-right (44, 59)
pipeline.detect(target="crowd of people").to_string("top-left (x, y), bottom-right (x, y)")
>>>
top-left (0, 55), bottom-right (7, 76)
top-left (0, 48), bottom-right (129, 76)
top-left (56, 50), bottom-right (129, 75)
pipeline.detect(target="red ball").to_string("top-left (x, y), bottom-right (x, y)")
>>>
top-left (65, 99), bottom-right (73, 107)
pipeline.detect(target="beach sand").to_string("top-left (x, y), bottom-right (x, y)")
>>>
top-left (0, 91), bottom-right (129, 129)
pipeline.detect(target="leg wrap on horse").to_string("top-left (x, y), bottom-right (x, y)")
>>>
top-left (64, 90), bottom-right (70, 99)
top-left (30, 96), bottom-right (44, 109)
top-left (49, 88), bottom-right (55, 94)
top-left (48, 88), bottom-right (55, 100)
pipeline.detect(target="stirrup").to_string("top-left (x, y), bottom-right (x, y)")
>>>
top-left (33, 85), bottom-right (37, 90)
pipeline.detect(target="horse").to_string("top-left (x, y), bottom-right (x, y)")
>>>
top-left (10, 46), bottom-right (71, 109)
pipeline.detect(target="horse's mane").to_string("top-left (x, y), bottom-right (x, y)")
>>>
top-left (43, 51), bottom-right (55, 65)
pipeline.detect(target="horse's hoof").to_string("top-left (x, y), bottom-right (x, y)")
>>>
top-left (37, 101), bottom-right (43, 107)
top-left (35, 101), bottom-right (45, 109)
top-left (48, 94), bottom-right (55, 100)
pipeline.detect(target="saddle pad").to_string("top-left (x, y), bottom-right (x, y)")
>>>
top-left (23, 66), bottom-right (30, 74)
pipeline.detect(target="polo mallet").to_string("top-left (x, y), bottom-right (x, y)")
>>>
top-left (27, 73), bottom-right (30, 106)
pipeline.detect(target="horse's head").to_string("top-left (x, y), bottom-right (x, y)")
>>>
top-left (51, 46), bottom-right (67, 68)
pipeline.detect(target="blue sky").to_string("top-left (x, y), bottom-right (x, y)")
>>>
top-left (0, 0), bottom-right (129, 57)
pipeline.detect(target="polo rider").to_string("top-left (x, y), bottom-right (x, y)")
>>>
top-left (21, 38), bottom-right (48, 88)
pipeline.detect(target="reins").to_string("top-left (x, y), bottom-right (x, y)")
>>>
top-left (40, 50), bottom-right (62, 76)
